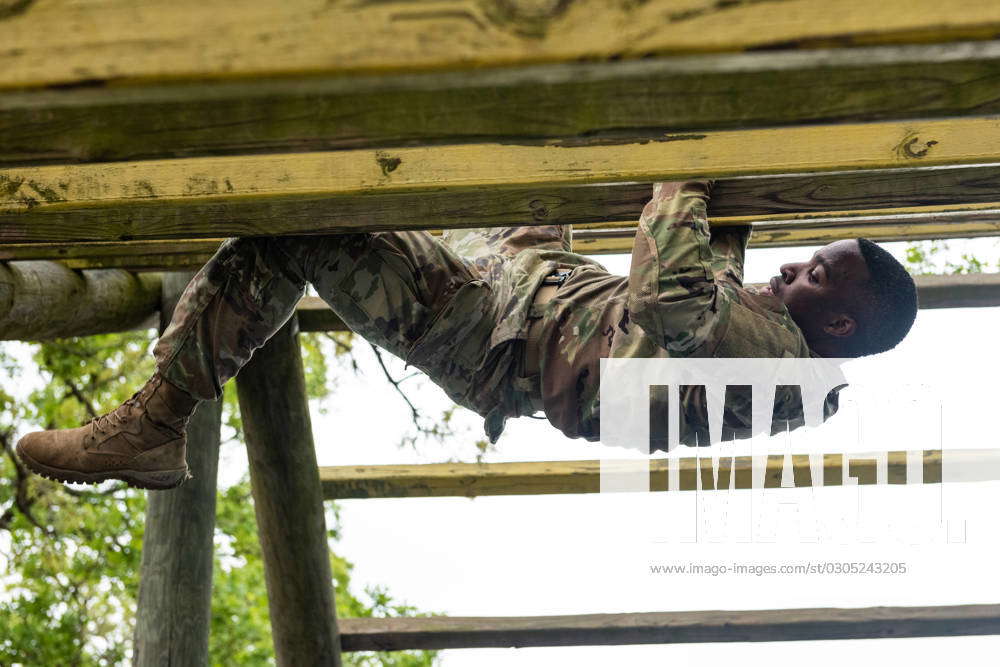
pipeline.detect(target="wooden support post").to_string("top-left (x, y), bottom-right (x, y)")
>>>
top-left (236, 318), bottom-right (341, 666)
top-left (134, 271), bottom-right (223, 665)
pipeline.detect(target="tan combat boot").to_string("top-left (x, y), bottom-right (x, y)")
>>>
top-left (16, 373), bottom-right (200, 490)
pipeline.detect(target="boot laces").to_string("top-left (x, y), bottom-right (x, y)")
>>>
top-left (86, 385), bottom-right (148, 437)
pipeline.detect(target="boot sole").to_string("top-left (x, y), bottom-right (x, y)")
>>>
top-left (16, 443), bottom-right (192, 491)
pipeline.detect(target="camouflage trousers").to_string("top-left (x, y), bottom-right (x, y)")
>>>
top-left (152, 225), bottom-right (572, 439)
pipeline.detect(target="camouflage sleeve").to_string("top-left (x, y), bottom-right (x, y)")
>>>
top-left (708, 224), bottom-right (751, 286)
top-left (627, 180), bottom-right (732, 357)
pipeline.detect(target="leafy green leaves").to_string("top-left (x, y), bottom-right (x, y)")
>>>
top-left (0, 330), bottom-right (437, 666)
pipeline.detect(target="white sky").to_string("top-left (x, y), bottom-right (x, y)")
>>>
top-left (216, 237), bottom-right (1000, 665)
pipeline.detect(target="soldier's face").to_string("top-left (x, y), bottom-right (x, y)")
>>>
top-left (766, 239), bottom-right (871, 341)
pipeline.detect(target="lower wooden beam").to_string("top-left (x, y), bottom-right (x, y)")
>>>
top-left (6, 201), bottom-right (1000, 271)
top-left (338, 604), bottom-right (1000, 651)
top-left (319, 450), bottom-right (973, 500)
top-left (575, 204), bottom-right (1000, 254)
top-left (236, 318), bottom-right (342, 666)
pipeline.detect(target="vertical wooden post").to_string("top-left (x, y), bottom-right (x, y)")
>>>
top-left (134, 271), bottom-right (223, 665)
top-left (236, 317), bottom-right (342, 666)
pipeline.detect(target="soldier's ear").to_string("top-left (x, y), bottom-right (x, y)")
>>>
top-left (823, 313), bottom-right (857, 338)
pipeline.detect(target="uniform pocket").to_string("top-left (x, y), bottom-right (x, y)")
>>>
top-left (405, 279), bottom-right (496, 407)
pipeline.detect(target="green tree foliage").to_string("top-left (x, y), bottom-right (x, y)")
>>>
top-left (0, 330), bottom-right (436, 666)
top-left (904, 239), bottom-right (1000, 275)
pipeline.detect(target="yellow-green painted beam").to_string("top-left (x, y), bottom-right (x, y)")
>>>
top-left (319, 450), bottom-right (966, 499)
top-left (4, 1), bottom-right (1000, 92)
top-left (4, 118), bottom-right (1000, 243)
top-left (7, 42), bottom-right (1000, 166)
top-left (5, 202), bottom-right (1000, 270)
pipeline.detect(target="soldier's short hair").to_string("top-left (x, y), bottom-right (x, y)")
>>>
top-left (842, 238), bottom-right (918, 357)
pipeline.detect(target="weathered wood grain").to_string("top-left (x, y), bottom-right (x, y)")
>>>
top-left (339, 603), bottom-right (1000, 651)
top-left (573, 204), bottom-right (1000, 254)
top-left (7, 42), bottom-right (1000, 165)
top-left (8, 200), bottom-right (1000, 269)
top-left (3, 1), bottom-right (1000, 93)
top-left (0, 261), bottom-right (160, 339)
top-left (320, 450), bottom-right (956, 499)
top-left (4, 119), bottom-right (1000, 243)
top-left (914, 272), bottom-right (1000, 309)
top-left (236, 319), bottom-right (342, 666)
top-left (0, 239), bottom-right (223, 270)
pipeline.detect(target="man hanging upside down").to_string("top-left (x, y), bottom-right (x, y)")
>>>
top-left (16, 180), bottom-right (918, 490)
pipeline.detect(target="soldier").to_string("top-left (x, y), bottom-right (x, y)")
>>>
top-left (16, 180), bottom-right (918, 489)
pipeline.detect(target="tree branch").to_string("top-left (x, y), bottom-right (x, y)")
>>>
top-left (62, 378), bottom-right (98, 420)
top-left (368, 343), bottom-right (422, 426)
top-left (0, 426), bottom-right (57, 536)
top-left (366, 343), bottom-right (460, 446)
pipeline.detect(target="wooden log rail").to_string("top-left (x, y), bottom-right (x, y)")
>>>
top-left (0, 262), bottom-right (160, 340)
top-left (337, 604), bottom-right (1000, 651)
top-left (313, 448), bottom-right (1000, 500)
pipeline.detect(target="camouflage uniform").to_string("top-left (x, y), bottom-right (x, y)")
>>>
top-left (153, 180), bottom-right (835, 447)
top-left (525, 180), bottom-right (837, 446)
top-left (152, 221), bottom-right (575, 443)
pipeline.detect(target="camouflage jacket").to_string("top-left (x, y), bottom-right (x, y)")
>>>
top-left (487, 181), bottom-right (837, 447)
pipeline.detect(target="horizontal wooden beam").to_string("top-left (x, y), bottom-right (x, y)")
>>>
top-left (339, 603), bottom-right (1000, 651)
top-left (8, 202), bottom-right (1000, 270)
top-left (912, 272), bottom-right (1000, 309)
top-left (0, 239), bottom-right (223, 271)
top-left (319, 450), bottom-right (972, 499)
top-left (4, 119), bottom-right (1000, 244)
top-left (8, 41), bottom-right (1000, 165)
top-left (5, 1), bottom-right (1000, 93)
top-left (575, 204), bottom-right (1000, 254)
